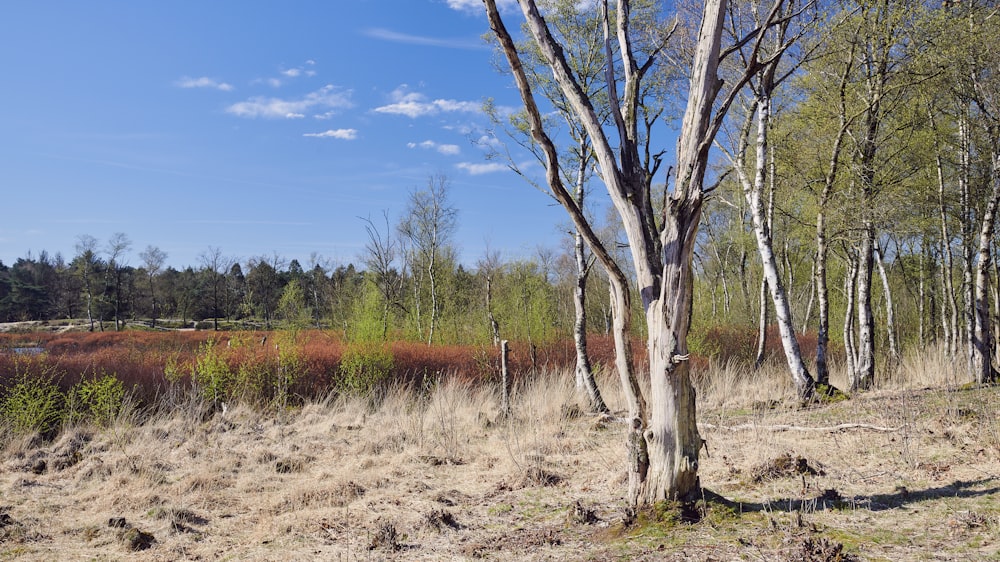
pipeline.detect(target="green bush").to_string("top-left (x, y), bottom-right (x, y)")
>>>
top-left (71, 372), bottom-right (128, 428)
top-left (192, 340), bottom-right (235, 405)
top-left (274, 333), bottom-right (304, 408)
top-left (339, 343), bottom-right (394, 395)
top-left (1, 371), bottom-right (66, 437)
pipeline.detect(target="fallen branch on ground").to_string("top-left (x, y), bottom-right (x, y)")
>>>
top-left (698, 422), bottom-right (902, 433)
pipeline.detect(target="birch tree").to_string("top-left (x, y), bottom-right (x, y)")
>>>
top-left (484, 0), bottom-right (619, 413)
top-left (717, 0), bottom-right (817, 398)
top-left (139, 245), bottom-right (167, 329)
top-left (398, 174), bottom-right (458, 346)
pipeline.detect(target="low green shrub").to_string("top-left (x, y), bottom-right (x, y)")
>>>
top-left (339, 343), bottom-right (394, 395)
top-left (71, 372), bottom-right (128, 428)
top-left (191, 340), bottom-right (235, 406)
top-left (0, 371), bottom-right (66, 437)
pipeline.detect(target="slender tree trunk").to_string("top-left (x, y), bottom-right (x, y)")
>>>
top-left (972, 152), bottom-right (1000, 383)
top-left (843, 254), bottom-right (859, 382)
top-left (738, 93), bottom-right (814, 397)
top-left (801, 259), bottom-right (815, 336)
top-left (84, 271), bottom-right (95, 332)
top-left (931, 108), bottom-right (960, 355)
top-left (918, 248), bottom-right (926, 347)
top-left (755, 276), bottom-right (769, 368)
top-left (571, 141), bottom-right (609, 413)
top-left (993, 252), bottom-right (1000, 367)
top-left (960, 115), bottom-right (976, 377)
top-left (813, 53), bottom-right (852, 387)
top-left (572, 229), bottom-right (605, 412)
top-left (500, 340), bottom-right (512, 419)
top-left (874, 243), bottom-right (899, 361)
top-left (815, 210), bottom-right (831, 385)
top-left (854, 227), bottom-right (877, 391)
top-left (428, 251), bottom-right (438, 346)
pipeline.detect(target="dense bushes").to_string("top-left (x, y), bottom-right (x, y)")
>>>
top-left (0, 362), bottom-right (131, 437)
top-left (0, 326), bottom-right (801, 440)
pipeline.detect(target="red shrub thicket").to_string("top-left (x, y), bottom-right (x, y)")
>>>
top-left (0, 331), bottom-right (622, 404)
top-left (1, 326), bottom-right (817, 404)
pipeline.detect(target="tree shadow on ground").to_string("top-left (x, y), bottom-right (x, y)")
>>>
top-left (705, 476), bottom-right (1000, 515)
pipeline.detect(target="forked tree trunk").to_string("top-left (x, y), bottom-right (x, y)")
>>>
top-left (486, 0), bottom-right (733, 504)
top-left (638, 208), bottom-right (703, 503)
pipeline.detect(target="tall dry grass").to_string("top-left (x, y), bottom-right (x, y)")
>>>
top-left (1, 336), bottom-right (999, 560)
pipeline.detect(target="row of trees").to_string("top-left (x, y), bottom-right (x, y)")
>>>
top-left (0, 179), bottom-right (619, 349)
top-left (482, 0), bottom-right (1000, 505)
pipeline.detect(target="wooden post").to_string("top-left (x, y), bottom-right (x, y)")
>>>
top-left (500, 340), bottom-right (511, 419)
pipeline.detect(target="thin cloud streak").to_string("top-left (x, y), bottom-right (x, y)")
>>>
top-left (304, 129), bottom-right (358, 140)
top-left (363, 27), bottom-right (485, 50)
top-left (456, 162), bottom-right (508, 175)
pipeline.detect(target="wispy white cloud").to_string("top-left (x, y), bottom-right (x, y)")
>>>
top-left (456, 162), bottom-right (508, 175)
top-left (175, 76), bottom-right (233, 91)
top-left (304, 129), bottom-right (358, 140)
top-left (446, 0), bottom-right (518, 12)
top-left (257, 62), bottom-right (318, 88)
top-left (363, 27), bottom-right (484, 50)
top-left (475, 134), bottom-right (504, 151)
top-left (226, 85), bottom-right (353, 119)
top-left (408, 140), bottom-right (461, 155)
top-left (374, 86), bottom-right (481, 118)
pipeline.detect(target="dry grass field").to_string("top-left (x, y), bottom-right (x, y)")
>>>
top-left (1, 348), bottom-right (998, 561)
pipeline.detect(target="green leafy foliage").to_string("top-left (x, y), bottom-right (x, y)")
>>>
top-left (191, 339), bottom-right (235, 405)
top-left (1, 370), bottom-right (65, 436)
top-left (70, 372), bottom-right (128, 428)
top-left (338, 343), bottom-right (394, 395)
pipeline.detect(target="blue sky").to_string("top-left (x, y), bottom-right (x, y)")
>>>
top-left (0, 0), bottom-right (578, 270)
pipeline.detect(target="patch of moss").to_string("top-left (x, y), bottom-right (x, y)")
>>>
top-left (487, 503), bottom-right (513, 516)
top-left (812, 383), bottom-right (849, 404)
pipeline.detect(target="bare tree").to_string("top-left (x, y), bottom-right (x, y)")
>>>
top-left (104, 232), bottom-right (131, 331)
top-left (362, 211), bottom-right (403, 340)
top-left (199, 247), bottom-right (233, 331)
top-left (73, 234), bottom-right (100, 332)
top-left (139, 245), bottom-right (167, 329)
top-left (485, 0), bottom-right (772, 503)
